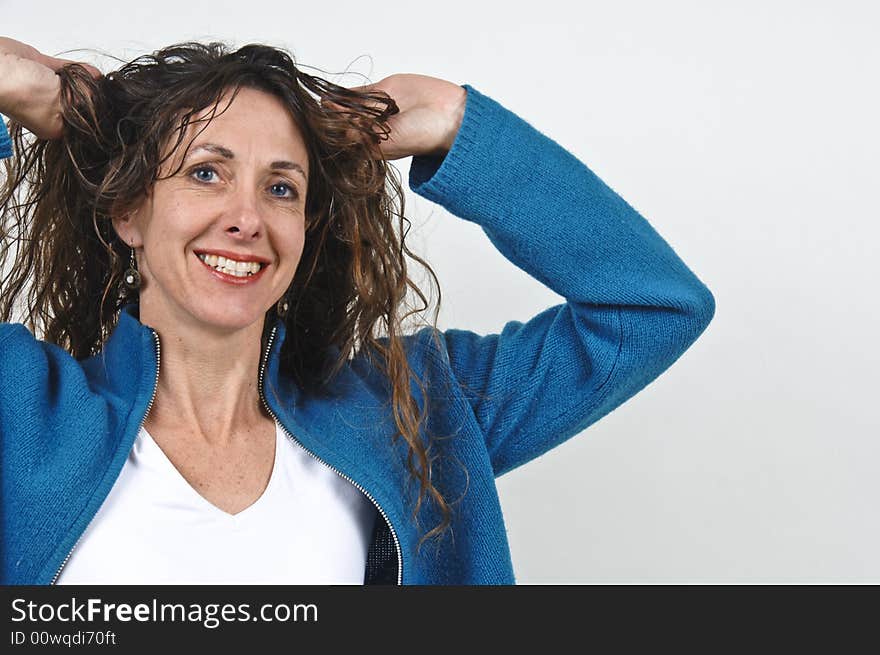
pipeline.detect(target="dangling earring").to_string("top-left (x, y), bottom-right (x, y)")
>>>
top-left (276, 294), bottom-right (290, 319)
top-left (123, 245), bottom-right (141, 292)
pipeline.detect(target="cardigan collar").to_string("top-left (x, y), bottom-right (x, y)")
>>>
top-left (103, 302), bottom-right (294, 405)
top-left (100, 302), bottom-right (412, 581)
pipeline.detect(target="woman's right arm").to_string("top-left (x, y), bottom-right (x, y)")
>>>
top-left (0, 36), bottom-right (101, 142)
top-left (0, 117), bottom-right (9, 158)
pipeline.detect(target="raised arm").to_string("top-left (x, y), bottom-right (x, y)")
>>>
top-left (395, 82), bottom-right (715, 477)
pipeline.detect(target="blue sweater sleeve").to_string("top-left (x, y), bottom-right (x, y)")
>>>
top-left (0, 115), bottom-right (11, 158)
top-left (408, 84), bottom-right (715, 477)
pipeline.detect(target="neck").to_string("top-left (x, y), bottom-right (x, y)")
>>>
top-left (138, 299), bottom-right (272, 446)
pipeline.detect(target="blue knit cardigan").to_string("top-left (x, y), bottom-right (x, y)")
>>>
top-left (0, 85), bottom-right (715, 584)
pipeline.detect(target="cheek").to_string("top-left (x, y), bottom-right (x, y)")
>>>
top-left (284, 238), bottom-right (306, 280)
top-left (146, 200), bottom-right (203, 251)
top-left (278, 223), bottom-right (306, 260)
top-left (139, 216), bottom-right (195, 279)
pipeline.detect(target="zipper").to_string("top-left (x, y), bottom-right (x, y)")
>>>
top-left (258, 325), bottom-right (403, 586)
top-left (50, 328), bottom-right (162, 585)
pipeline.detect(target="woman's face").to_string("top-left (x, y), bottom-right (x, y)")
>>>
top-left (116, 86), bottom-right (310, 334)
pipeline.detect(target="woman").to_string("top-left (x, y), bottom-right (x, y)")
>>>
top-left (0, 37), bottom-right (715, 585)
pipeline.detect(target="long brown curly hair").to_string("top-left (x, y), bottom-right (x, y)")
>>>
top-left (0, 42), bottom-right (457, 549)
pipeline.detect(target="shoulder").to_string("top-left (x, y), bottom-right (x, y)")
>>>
top-left (347, 326), bottom-right (455, 391)
top-left (0, 321), bottom-right (88, 382)
top-left (0, 322), bottom-right (146, 507)
top-left (0, 322), bottom-right (82, 388)
top-left (0, 322), bottom-right (103, 441)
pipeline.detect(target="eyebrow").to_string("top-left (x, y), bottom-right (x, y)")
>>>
top-left (186, 143), bottom-right (308, 181)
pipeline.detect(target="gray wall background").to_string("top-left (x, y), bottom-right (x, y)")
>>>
top-left (4, 0), bottom-right (878, 582)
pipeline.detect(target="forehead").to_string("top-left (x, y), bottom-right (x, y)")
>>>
top-left (166, 87), bottom-right (310, 173)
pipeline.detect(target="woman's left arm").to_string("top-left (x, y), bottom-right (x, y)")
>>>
top-left (337, 73), bottom-right (467, 161)
top-left (364, 74), bottom-right (716, 478)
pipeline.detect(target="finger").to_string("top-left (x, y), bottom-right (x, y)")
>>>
top-left (320, 97), bottom-right (345, 111)
top-left (345, 83), bottom-right (395, 106)
top-left (0, 39), bottom-right (101, 78)
top-left (321, 92), bottom-right (383, 116)
top-left (320, 84), bottom-right (374, 109)
top-left (40, 53), bottom-right (102, 78)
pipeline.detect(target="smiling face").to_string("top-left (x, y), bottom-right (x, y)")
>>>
top-left (113, 86), bottom-right (310, 334)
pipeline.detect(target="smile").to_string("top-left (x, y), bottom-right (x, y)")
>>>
top-left (194, 251), bottom-right (269, 285)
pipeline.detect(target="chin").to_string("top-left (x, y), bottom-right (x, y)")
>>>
top-left (140, 282), bottom-right (277, 333)
top-left (213, 309), bottom-right (269, 331)
top-left (185, 298), bottom-right (272, 332)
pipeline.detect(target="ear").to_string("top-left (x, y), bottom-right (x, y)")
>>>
top-left (110, 206), bottom-right (144, 249)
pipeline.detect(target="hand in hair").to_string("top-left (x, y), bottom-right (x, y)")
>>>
top-left (329, 73), bottom-right (467, 161)
top-left (0, 37), bottom-right (101, 140)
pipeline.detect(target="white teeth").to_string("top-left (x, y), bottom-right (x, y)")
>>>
top-left (197, 253), bottom-right (263, 277)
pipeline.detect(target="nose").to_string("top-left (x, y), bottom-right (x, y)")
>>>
top-left (224, 186), bottom-right (263, 240)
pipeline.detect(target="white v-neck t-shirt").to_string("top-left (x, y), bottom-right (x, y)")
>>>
top-left (56, 420), bottom-right (377, 584)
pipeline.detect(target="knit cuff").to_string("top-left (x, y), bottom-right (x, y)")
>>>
top-left (408, 84), bottom-right (503, 206)
top-left (0, 115), bottom-right (11, 159)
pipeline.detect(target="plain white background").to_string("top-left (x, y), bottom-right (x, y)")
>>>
top-left (4, 0), bottom-right (879, 582)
